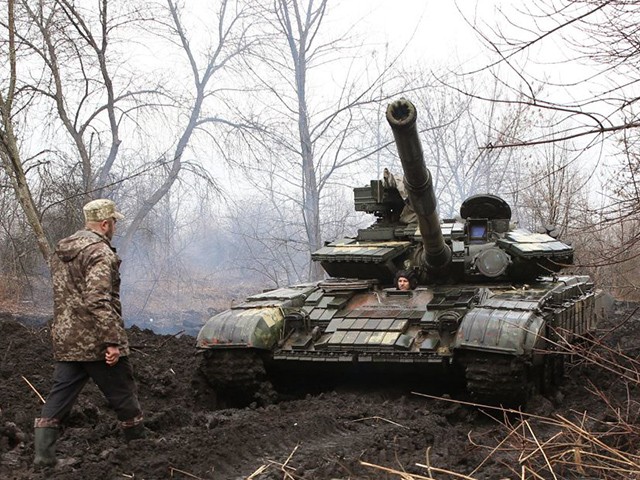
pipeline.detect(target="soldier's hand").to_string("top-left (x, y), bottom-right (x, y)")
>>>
top-left (105, 345), bottom-right (120, 366)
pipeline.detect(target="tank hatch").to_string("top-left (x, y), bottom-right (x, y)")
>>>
top-left (460, 194), bottom-right (512, 220)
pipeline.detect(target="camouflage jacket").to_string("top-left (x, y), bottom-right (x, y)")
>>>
top-left (50, 229), bottom-right (130, 361)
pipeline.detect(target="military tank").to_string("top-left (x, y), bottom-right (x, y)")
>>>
top-left (196, 98), bottom-right (606, 406)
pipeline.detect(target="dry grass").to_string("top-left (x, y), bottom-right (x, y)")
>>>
top-left (0, 275), bottom-right (52, 316)
top-left (360, 320), bottom-right (640, 480)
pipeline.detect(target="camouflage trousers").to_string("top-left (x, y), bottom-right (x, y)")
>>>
top-left (36, 357), bottom-right (143, 429)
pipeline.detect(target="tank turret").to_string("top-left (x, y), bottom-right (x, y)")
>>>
top-left (314, 98), bottom-right (575, 285)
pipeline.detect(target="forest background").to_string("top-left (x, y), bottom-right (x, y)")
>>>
top-left (2, 0), bottom-right (640, 327)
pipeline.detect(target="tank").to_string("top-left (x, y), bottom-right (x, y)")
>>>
top-left (196, 98), bottom-right (607, 406)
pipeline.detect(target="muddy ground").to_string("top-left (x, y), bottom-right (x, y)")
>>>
top-left (0, 303), bottom-right (639, 480)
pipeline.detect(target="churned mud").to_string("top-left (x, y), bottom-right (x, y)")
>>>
top-left (1, 302), bottom-right (638, 480)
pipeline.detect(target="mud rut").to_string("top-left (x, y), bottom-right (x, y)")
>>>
top-left (1, 303), bottom-right (638, 480)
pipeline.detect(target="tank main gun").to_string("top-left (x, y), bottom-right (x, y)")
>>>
top-left (386, 99), bottom-right (452, 273)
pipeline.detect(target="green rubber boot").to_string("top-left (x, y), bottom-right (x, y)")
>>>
top-left (34, 427), bottom-right (58, 468)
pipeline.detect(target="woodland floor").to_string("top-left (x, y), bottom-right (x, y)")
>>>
top-left (0, 301), bottom-right (638, 480)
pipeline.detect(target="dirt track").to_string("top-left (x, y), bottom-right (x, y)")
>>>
top-left (1, 303), bottom-right (638, 480)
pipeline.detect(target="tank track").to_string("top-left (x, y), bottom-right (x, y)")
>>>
top-left (463, 354), bottom-right (535, 406)
top-left (198, 349), bottom-right (276, 407)
top-left (464, 352), bottom-right (566, 406)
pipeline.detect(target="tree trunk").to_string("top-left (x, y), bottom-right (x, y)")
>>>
top-left (0, 0), bottom-right (52, 264)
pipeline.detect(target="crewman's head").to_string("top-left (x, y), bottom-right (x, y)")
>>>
top-left (394, 269), bottom-right (416, 290)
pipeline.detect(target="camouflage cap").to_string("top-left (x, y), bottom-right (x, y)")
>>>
top-left (83, 199), bottom-right (124, 222)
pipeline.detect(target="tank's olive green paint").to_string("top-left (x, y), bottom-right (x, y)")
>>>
top-left (196, 307), bottom-right (285, 349)
top-left (196, 99), bottom-right (608, 406)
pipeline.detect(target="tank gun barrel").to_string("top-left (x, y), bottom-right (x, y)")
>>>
top-left (386, 99), bottom-right (452, 271)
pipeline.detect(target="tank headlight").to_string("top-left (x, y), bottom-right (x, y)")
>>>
top-left (475, 248), bottom-right (510, 277)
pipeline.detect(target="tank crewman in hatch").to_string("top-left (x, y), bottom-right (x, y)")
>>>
top-left (395, 269), bottom-right (417, 291)
top-left (34, 199), bottom-right (145, 468)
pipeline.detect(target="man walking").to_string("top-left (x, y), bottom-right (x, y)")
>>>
top-left (34, 199), bottom-right (145, 468)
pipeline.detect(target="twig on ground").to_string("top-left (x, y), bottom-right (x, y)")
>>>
top-left (522, 465), bottom-right (547, 480)
top-left (246, 464), bottom-right (268, 479)
top-left (362, 459), bottom-right (482, 479)
top-left (257, 445), bottom-right (300, 480)
top-left (157, 330), bottom-right (186, 349)
top-left (267, 444), bottom-right (299, 479)
top-left (129, 347), bottom-right (149, 356)
top-left (410, 392), bottom-right (545, 421)
top-left (361, 460), bottom-right (430, 479)
top-left (2, 339), bottom-right (13, 364)
top-left (524, 420), bottom-right (558, 480)
top-left (469, 420), bottom-right (521, 475)
top-left (351, 416), bottom-right (409, 429)
top-left (21, 375), bottom-right (45, 403)
top-left (414, 463), bottom-right (483, 480)
top-left (423, 446), bottom-right (433, 478)
top-left (282, 444), bottom-right (299, 468)
top-left (168, 466), bottom-right (205, 479)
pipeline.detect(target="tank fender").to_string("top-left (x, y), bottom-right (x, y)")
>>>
top-left (453, 307), bottom-right (545, 356)
top-left (196, 307), bottom-right (285, 350)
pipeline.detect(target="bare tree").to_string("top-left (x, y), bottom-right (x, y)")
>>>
top-left (0, 0), bottom-right (51, 261)
top-left (0, 0), bottom-right (273, 320)
top-left (118, 0), bottom-right (259, 255)
top-left (406, 77), bottom-right (535, 219)
top-left (0, 0), bottom-right (167, 269)
top-left (517, 140), bottom-right (591, 234)
top-left (228, 0), bottom-right (410, 281)
top-left (446, 1), bottom-right (640, 296)
top-left (0, 0), bottom-right (258, 266)
top-left (221, 171), bottom-right (359, 287)
top-left (461, 0), bottom-right (640, 147)
top-left (226, 197), bottom-right (309, 287)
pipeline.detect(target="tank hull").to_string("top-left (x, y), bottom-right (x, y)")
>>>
top-left (197, 276), bottom-right (605, 406)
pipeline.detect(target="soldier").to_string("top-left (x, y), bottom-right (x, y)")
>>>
top-left (34, 199), bottom-right (145, 468)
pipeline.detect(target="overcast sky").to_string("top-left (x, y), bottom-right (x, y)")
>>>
top-left (346, 1), bottom-right (500, 66)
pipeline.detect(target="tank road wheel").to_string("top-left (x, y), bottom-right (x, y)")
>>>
top-left (462, 354), bottom-right (536, 407)
top-left (197, 349), bottom-right (277, 408)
